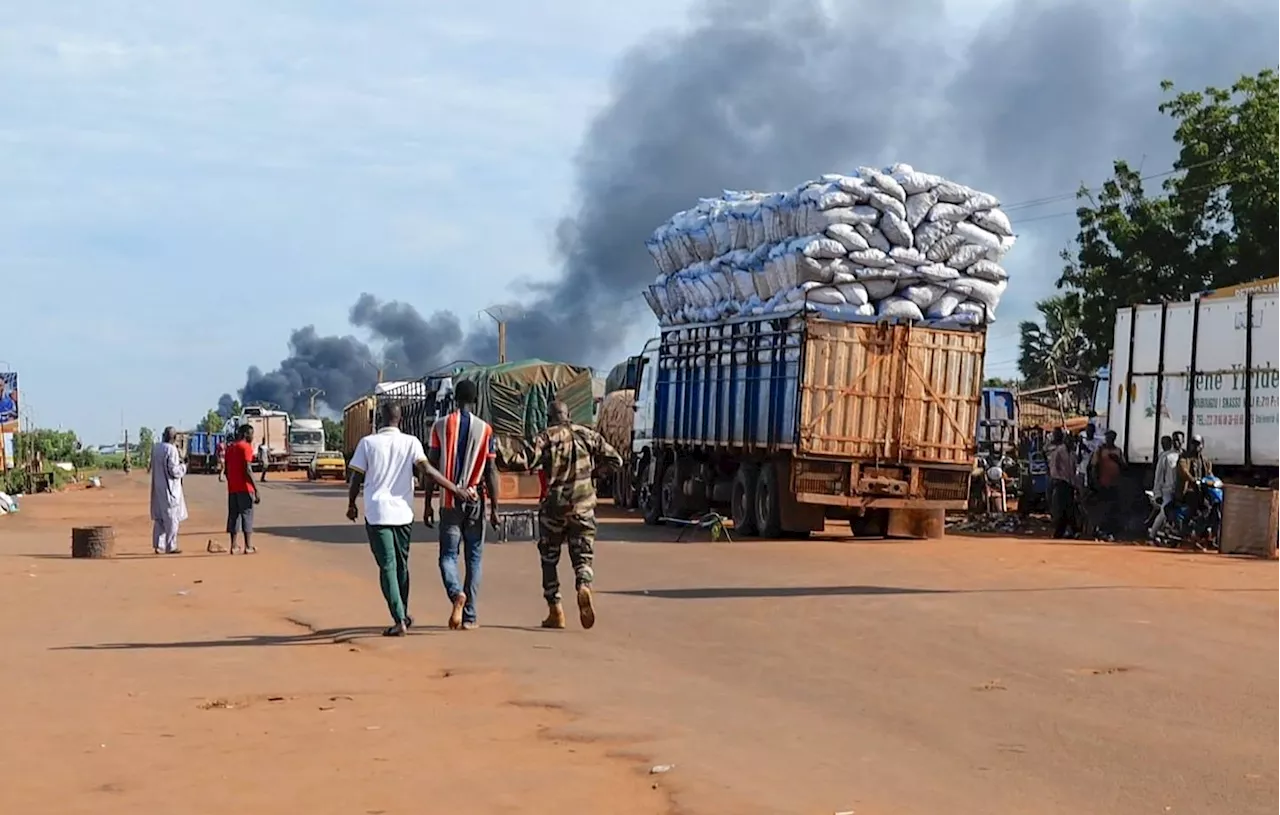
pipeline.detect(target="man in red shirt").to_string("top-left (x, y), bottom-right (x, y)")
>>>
top-left (224, 424), bottom-right (262, 554)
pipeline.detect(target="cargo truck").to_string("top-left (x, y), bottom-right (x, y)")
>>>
top-left (232, 406), bottom-right (291, 471)
top-left (622, 311), bottom-right (986, 538)
top-left (288, 417), bottom-right (325, 469)
top-left (186, 431), bottom-right (225, 474)
top-left (342, 394), bottom-right (376, 464)
top-left (1099, 280), bottom-right (1278, 482)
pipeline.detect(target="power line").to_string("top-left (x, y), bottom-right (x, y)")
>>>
top-left (999, 155), bottom-right (1229, 214)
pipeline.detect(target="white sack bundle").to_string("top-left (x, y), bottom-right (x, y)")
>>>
top-left (644, 164), bottom-right (1017, 326)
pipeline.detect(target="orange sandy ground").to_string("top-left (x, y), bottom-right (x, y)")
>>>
top-left (0, 478), bottom-right (671, 815)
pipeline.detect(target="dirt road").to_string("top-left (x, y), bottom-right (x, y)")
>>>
top-left (3, 474), bottom-right (1276, 814)
top-left (0, 478), bottom-right (670, 815)
top-left (236, 476), bottom-right (1278, 815)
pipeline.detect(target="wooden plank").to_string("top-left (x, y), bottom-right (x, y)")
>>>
top-left (798, 319), bottom-right (985, 464)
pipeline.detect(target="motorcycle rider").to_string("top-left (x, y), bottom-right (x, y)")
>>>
top-left (1176, 434), bottom-right (1216, 547)
top-left (1147, 435), bottom-right (1179, 540)
top-left (1176, 434), bottom-right (1212, 503)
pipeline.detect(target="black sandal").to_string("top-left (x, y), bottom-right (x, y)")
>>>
top-left (382, 624), bottom-right (407, 637)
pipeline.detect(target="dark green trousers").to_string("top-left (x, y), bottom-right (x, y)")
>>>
top-left (366, 523), bottom-right (413, 624)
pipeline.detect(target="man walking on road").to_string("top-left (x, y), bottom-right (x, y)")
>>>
top-left (225, 424), bottom-right (261, 554)
top-left (508, 400), bottom-right (622, 630)
top-left (349, 402), bottom-right (473, 637)
top-left (426, 379), bottom-right (500, 630)
top-left (257, 439), bottom-right (270, 481)
top-left (149, 426), bottom-right (188, 554)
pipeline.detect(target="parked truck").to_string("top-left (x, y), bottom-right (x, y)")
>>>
top-left (342, 394), bottom-right (376, 464)
top-left (232, 406), bottom-right (291, 471)
top-left (1099, 279), bottom-right (1278, 482)
top-left (186, 431), bottom-right (224, 474)
top-left (288, 417), bottom-right (325, 469)
top-left (622, 311), bottom-right (986, 539)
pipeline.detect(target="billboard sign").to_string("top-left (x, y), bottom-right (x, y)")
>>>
top-left (0, 371), bottom-right (17, 433)
top-left (0, 371), bottom-right (16, 471)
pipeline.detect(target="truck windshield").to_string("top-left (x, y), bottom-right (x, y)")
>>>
top-left (290, 431), bottom-right (323, 445)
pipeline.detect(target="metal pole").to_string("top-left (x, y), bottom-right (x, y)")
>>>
top-left (497, 321), bottom-right (508, 364)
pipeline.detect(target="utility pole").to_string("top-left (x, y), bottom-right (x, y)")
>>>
top-left (365, 360), bottom-right (395, 384)
top-left (481, 304), bottom-right (524, 364)
top-left (299, 388), bottom-right (325, 418)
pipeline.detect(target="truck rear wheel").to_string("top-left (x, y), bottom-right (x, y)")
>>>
top-left (641, 463), bottom-right (664, 526)
top-left (661, 461), bottom-right (687, 523)
top-left (731, 464), bottom-right (759, 536)
top-left (754, 461), bottom-right (783, 538)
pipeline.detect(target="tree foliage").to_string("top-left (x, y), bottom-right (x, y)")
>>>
top-left (320, 417), bottom-right (344, 450)
top-left (196, 399), bottom-right (241, 433)
top-left (1018, 293), bottom-right (1094, 387)
top-left (12, 429), bottom-right (98, 468)
top-left (1058, 68), bottom-right (1279, 364)
top-left (137, 427), bottom-right (155, 466)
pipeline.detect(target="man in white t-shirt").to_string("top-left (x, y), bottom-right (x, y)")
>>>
top-left (347, 401), bottom-right (473, 637)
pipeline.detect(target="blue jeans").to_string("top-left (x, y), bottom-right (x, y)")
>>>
top-left (438, 506), bottom-right (484, 623)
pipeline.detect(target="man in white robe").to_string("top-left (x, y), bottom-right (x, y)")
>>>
top-left (149, 426), bottom-right (189, 554)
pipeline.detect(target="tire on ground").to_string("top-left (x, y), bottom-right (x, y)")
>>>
top-left (753, 460), bottom-right (783, 538)
top-left (661, 459), bottom-right (688, 524)
top-left (732, 463), bottom-right (759, 536)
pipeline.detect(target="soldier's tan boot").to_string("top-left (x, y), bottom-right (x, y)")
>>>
top-left (576, 586), bottom-right (596, 630)
top-left (541, 601), bottom-right (566, 629)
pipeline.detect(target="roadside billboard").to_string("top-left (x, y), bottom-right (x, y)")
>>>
top-left (0, 371), bottom-right (16, 471)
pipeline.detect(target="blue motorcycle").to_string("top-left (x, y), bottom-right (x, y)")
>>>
top-left (1148, 475), bottom-right (1224, 550)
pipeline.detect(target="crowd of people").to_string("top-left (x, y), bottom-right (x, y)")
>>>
top-left (147, 391), bottom-right (625, 636)
top-left (1041, 424), bottom-right (1213, 544)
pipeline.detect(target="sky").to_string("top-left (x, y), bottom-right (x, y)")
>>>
top-left (2, 0), bottom-right (1276, 444)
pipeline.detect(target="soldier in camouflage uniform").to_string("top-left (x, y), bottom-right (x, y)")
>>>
top-left (509, 400), bottom-right (622, 629)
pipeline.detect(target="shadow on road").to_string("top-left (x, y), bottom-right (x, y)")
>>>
top-left (607, 585), bottom-right (947, 599)
top-left (258, 524), bottom-right (370, 545)
top-left (53, 626), bottom-right (435, 650)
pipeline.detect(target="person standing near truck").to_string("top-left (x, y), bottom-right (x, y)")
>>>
top-left (1089, 430), bottom-right (1127, 540)
top-left (225, 424), bottom-right (261, 554)
top-left (215, 437), bottom-right (226, 482)
top-left (508, 400), bottom-right (622, 630)
top-left (1148, 435), bottom-right (1180, 540)
top-left (257, 439), bottom-right (270, 481)
top-left (1047, 428), bottom-right (1077, 539)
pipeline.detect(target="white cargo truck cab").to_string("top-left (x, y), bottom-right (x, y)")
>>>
top-left (288, 417), bottom-right (325, 468)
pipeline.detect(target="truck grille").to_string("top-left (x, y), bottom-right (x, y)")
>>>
top-left (793, 459), bottom-right (849, 496)
top-left (922, 469), bottom-right (970, 502)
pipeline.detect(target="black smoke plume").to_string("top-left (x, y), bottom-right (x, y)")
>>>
top-left (229, 0), bottom-right (1278, 413)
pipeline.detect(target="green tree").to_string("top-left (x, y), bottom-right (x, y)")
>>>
top-left (197, 409), bottom-right (225, 433)
top-left (1058, 68), bottom-right (1279, 360)
top-left (1018, 293), bottom-right (1094, 388)
top-left (320, 417), bottom-right (344, 451)
top-left (137, 427), bottom-right (155, 467)
top-left (983, 377), bottom-right (1018, 388)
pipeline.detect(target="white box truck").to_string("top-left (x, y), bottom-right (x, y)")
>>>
top-left (1102, 278), bottom-right (1278, 480)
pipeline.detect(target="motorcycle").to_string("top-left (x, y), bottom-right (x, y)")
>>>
top-left (1146, 474), bottom-right (1224, 550)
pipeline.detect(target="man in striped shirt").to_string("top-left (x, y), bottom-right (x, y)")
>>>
top-left (426, 379), bottom-right (500, 630)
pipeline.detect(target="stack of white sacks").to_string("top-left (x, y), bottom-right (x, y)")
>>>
top-left (643, 164), bottom-right (1014, 327)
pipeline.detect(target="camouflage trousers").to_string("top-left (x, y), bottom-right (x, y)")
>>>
top-left (538, 509), bottom-right (596, 603)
